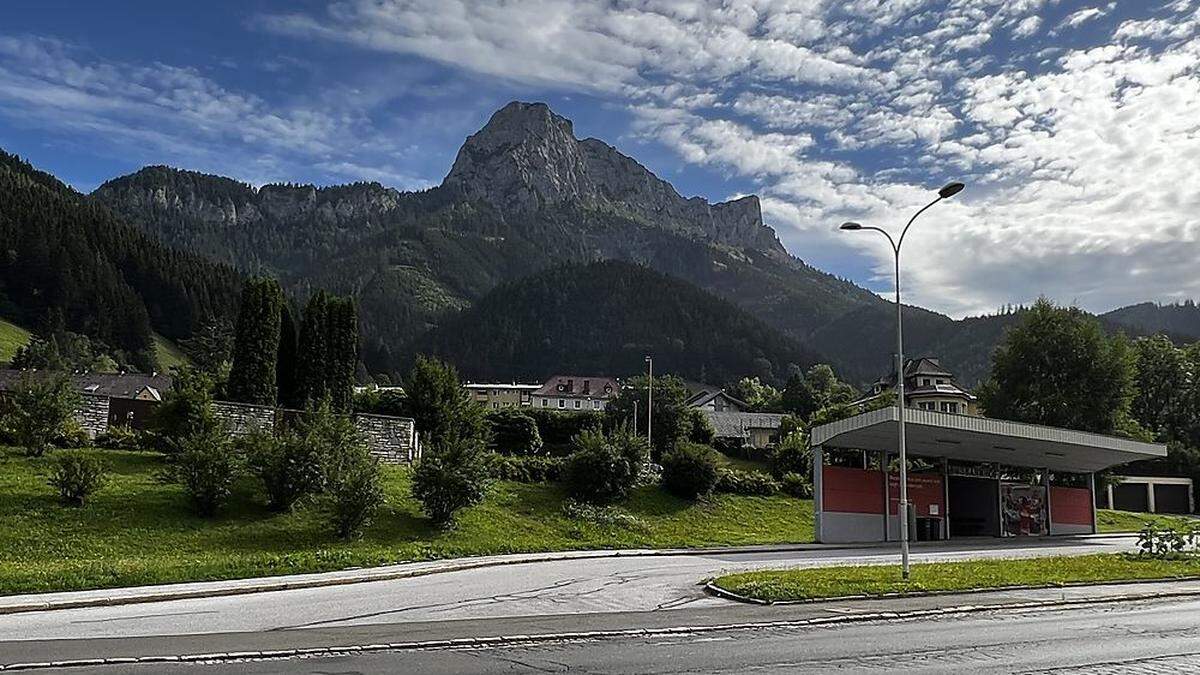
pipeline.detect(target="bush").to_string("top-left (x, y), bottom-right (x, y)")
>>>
top-left (661, 443), bottom-right (720, 499)
top-left (486, 409), bottom-right (544, 455)
top-left (780, 471), bottom-right (812, 499)
top-left (491, 454), bottom-right (565, 483)
top-left (526, 409), bottom-right (606, 452)
top-left (715, 468), bottom-right (781, 496)
top-left (94, 424), bottom-right (142, 450)
top-left (768, 432), bottom-right (811, 479)
top-left (329, 455), bottom-right (385, 539)
top-left (561, 499), bottom-right (647, 532)
top-left (687, 409), bottom-right (716, 445)
top-left (3, 373), bottom-right (79, 457)
top-left (164, 425), bottom-right (241, 517)
top-left (48, 452), bottom-right (106, 507)
top-left (563, 427), bottom-right (648, 504)
top-left (404, 356), bottom-right (489, 447)
top-left (150, 368), bottom-right (219, 453)
top-left (294, 402), bottom-right (368, 488)
top-left (244, 432), bottom-right (326, 512)
top-left (411, 435), bottom-right (492, 525)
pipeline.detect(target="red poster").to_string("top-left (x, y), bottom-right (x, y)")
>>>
top-left (888, 472), bottom-right (945, 517)
top-left (822, 466), bottom-right (885, 514)
top-left (1050, 486), bottom-right (1092, 526)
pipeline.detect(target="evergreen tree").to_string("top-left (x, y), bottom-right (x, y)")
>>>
top-left (276, 302), bottom-right (300, 408)
top-left (227, 277), bottom-right (284, 405)
top-left (297, 290), bottom-right (330, 407)
top-left (325, 296), bottom-right (359, 412)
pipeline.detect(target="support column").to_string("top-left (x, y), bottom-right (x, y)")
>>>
top-left (1043, 468), bottom-right (1052, 537)
top-left (1089, 472), bottom-right (1098, 534)
top-left (813, 445), bottom-right (824, 543)
top-left (1106, 482), bottom-right (1114, 510)
top-left (1148, 482), bottom-right (1157, 514)
top-left (941, 456), bottom-right (951, 540)
top-left (882, 451), bottom-right (891, 542)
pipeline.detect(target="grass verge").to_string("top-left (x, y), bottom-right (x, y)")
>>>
top-left (713, 553), bottom-right (1200, 603)
top-left (0, 447), bottom-right (813, 596)
top-left (1096, 508), bottom-right (1196, 533)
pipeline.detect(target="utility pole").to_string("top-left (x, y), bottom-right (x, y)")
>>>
top-left (645, 355), bottom-right (654, 449)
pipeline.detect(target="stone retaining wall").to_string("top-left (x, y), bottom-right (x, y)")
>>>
top-left (211, 400), bottom-right (276, 437)
top-left (354, 413), bottom-right (419, 463)
top-left (74, 393), bottom-right (111, 438)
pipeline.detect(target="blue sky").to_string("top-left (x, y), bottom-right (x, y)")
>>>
top-left (2, 1), bottom-right (1199, 318)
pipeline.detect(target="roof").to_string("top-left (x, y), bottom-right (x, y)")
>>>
top-left (811, 406), bottom-right (1166, 474)
top-left (464, 383), bottom-right (541, 391)
top-left (704, 411), bottom-right (785, 437)
top-left (686, 389), bottom-right (749, 411)
top-left (0, 368), bottom-right (173, 400)
top-left (533, 375), bottom-right (620, 398)
top-left (873, 356), bottom-right (959, 390)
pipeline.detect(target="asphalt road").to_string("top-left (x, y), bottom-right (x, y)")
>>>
top-left (57, 596), bottom-right (1200, 673)
top-left (0, 535), bottom-right (1137, 643)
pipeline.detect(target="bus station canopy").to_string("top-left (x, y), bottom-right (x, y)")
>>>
top-left (811, 407), bottom-right (1166, 474)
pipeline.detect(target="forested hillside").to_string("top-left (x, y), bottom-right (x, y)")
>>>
top-left (1103, 302), bottom-right (1200, 341)
top-left (0, 151), bottom-right (241, 369)
top-left (408, 261), bottom-right (820, 385)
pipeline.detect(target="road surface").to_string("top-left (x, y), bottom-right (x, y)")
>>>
top-left (54, 595), bottom-right (1200, 673)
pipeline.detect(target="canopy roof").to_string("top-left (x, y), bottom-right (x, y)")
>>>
top-left (811, 407), bottom-right (1165, 474)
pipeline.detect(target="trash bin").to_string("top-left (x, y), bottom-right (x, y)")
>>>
top-left (916, 517), bottom-right (941, 541)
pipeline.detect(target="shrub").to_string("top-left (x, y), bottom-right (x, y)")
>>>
top-left (526, 409), bottom-right (605, 452)
top-left (329, 455), bottom-right (385, 539)
top-left (48, 452), bottom-right (106, 507)
top-left (94, 424), bottom-right (142, 450)
top-left (768, 432), bottom-right (811, 479)
top-left (780, 472), bottom-right (812, 499)
top-left (491, 454), bottom-right (565, 483)
top-left (486, 409), bottom-right (544, 455)
top-left (3, 373), bottom-right (79, 457)
top-left (150, 368), bottom-right (219, 453)
top-left (661, 443), bottom-right (720, 499)
top-left (411, 435), bottom-right (492, 525)
top-left (244, 432), bottom-right (327, 512)
top-left (291, 402), bottom-right (366, 490)
top-left (563, 427), bottom-right (647, 504)
top-left (561, 499), bottom-right (648, 532)
top-left (164, 425), bottom-right (241, 517)
top-left (715, 468), bottom-right (781, 496)
top-left (404, 356), bottom-right (489, 447)
top-left (687, 409), bottom-right (716, 445)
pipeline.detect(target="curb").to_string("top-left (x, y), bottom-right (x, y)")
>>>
top-left (0, 533), bottom-right (1137, 616)
top-left (3, 584), bottom-right (1198, 671)
top-left (703, 574), bottom-right (1200, 605)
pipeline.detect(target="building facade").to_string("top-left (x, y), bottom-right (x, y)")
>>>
top-left (464, 383), bottom-right (540, 409)
top-left (862, 357), bottom-right (978, 415)
top-left (531, 375), bottom-right (619, 412)
top-left (685, 388), bottom-right (785, 448)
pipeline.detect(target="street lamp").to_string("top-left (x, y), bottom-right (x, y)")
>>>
top-left (839, 181), bottom-right (964, 580)
top-left (644, 355), bottom-right (654, 448)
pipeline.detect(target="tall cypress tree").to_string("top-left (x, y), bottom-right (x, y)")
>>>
top-left (227, 277), bottom-right (284, 405)
top-left (325, 296), bottom-right (359, 412)
top-left (276, 301), bottom-right (300, 408)
top-left (297, 290), bottom-right (330, 407)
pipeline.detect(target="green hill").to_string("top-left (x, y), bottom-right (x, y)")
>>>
top-left (408, 260), bottom-right (820, 385)
top-left (0, 317), bottom-right (31, 364)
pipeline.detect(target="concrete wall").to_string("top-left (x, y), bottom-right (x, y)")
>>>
top-left (74, 393), bottom-right (111, 438)
top-left (354, 413), bottom-right (419, 463)
top-left (211, 400), bottom-right (276, 437)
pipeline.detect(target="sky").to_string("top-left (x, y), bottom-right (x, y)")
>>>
top-left (1, 1), bottom-right (1199, 319)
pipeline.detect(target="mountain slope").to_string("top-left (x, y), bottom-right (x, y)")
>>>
top-left (1103, 302), bottom-right (1200, 341)
top-left (0, 151), bottom-right (242, 368)
top-left (409, 260), bottom-right (820, 384)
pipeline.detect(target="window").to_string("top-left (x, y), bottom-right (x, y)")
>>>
top-left (541, 398), bottom-right (548, 408)
top-left (593, 400), bottom-right (601, 410)
top-left (558, 398), bottom-right (565, 409)
top-left (940, 402), bottom-right (958, 414)
top-left (574, 400), bottom-right (582, 409)
top-left (919, 402), bottom-right (934, 411)
top-left (936, 379), bottom-right (945, 385)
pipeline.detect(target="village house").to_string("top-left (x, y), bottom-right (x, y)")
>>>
top-left (463, 382), bottom-right (541, 409)
top-left (685, 388), bottom-right (785, 449)
top-left (858, 357), bottom-right (978, 415)
top-left (531, 375), bottom-right (620, 411)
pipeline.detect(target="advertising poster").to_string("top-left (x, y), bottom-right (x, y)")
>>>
top-left (1001, 483), bottom-right (1047, 536)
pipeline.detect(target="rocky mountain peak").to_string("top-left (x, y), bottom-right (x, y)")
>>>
top-left (443, 101), bottom-right (785, 255)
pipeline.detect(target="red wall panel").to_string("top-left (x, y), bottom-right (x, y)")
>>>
top-left (1050, 486), bottom-right (1093, 526)
top-left (822, 466), bottom-right (885, 514)
top-left (888, 472), bottom-right (945, 517)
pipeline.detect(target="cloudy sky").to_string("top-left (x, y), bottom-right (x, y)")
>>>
top-left (2, 1), bottom-right (1198, 318)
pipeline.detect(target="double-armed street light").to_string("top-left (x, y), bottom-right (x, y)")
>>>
top-left (839, 181), bottom-right (965, 580)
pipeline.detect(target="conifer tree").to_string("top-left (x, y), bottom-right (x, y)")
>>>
top-left (297, 290), bottom-right (330, 407)
top-left (227, 277), bottom-right (284, 405)
top-left (276, 302), bottom-right (300, 408)
top-left (325, 296), bottom-right (359, 412)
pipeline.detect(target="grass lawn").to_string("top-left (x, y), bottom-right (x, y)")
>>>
top-left (714, 553), bottom-right (1200, 602)
top-left (1096, 508), bottom-right (1197, 533)
top-left (151, 333), bottom-right (191, 371)
top-left (0, 447), bottom-right (814, 596)
top-left (0, 316), bottom-right (31, 364)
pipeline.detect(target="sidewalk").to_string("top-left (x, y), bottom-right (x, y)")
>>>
top-left (2, 576), bottom-right (1196, 671)
top-left (0, 533), bottom-right (1137, 616)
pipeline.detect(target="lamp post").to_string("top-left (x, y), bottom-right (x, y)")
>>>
top-left (839, 181), bottom-right (964, 580)
top-left (645, 355), bottom-right (654, 448)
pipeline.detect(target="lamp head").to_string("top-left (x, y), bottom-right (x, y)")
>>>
top-left (938, 182), bottom-right (965, 199)
top-left (840, 221), bottom-right (863, 231)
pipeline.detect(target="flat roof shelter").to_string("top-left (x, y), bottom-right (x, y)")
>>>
top-left (811, 407), bottom-right (1166, 543)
